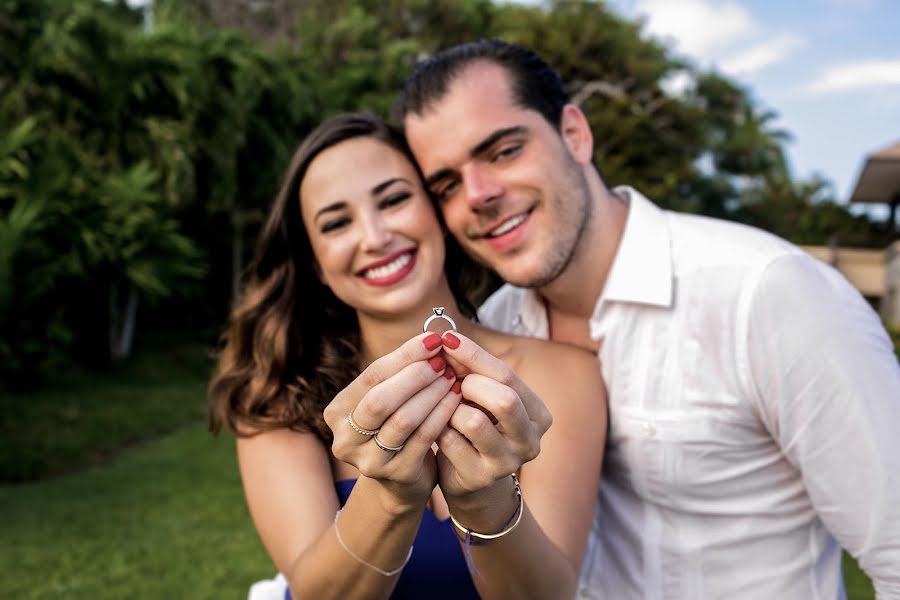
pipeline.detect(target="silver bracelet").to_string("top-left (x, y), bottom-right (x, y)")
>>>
top-left (449, 473), bottom-right (523, 541)
top-left (333, 509), bottom-right (413, 576)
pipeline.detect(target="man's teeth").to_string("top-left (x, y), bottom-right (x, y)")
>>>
top-left (363, 252), bottom-right (412, 280)
top-left (489, 214), bottom-right (527, 237)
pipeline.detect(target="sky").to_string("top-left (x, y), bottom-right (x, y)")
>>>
top-left (603, 0), bottom-right (900, 216)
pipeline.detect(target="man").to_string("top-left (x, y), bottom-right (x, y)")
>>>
top-left (396, 39), bottom-right (900, 598)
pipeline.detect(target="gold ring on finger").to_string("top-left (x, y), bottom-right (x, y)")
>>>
top-left (347, 411), bottom-right (379, 436)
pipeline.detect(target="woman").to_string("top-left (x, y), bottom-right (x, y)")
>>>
top-left (208, 113), bottom-right (606, 600)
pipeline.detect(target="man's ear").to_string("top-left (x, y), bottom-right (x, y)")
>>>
top-left (559, 104), bottom-right (594, 166)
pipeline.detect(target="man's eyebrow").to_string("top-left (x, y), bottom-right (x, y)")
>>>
top-left (470, 126), bottom-right (528, 158)
top-left (424, 126), bottom-right (528, 189)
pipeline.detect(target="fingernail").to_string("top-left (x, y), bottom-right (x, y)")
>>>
top-left (442, 332), bottom-right (460, 349)
top-left (451, 381), bottom-right (462, 394)
top-left (443, 367), bottom-right (455, 380)
top-left (428, 356), bottom-right (446, 372)
top-left (423, 333), bottom-right (442, 351)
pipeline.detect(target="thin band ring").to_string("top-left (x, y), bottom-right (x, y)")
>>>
top-left (347, 411), bottom-right (379, 437)
top-left (373, 434), bottom-right (404, 453)
top-left (423, 307), bottom-right (458, 333)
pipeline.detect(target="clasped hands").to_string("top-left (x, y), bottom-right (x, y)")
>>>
top-left (323, 331), bottom-right (553, 514)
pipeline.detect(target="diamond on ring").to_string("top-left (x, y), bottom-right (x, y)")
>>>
top-left (347, 412), bottom-right (379, 436)
top-left (373, 434), bottom-right (404, 453)
top-left (423, 306), bottom-right (458, 333)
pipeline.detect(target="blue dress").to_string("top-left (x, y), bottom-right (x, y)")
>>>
top-left (286, 479), bottom-right (480, 600)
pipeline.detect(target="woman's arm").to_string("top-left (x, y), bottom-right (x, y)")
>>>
top-left (436, 333), bottom-right (607, 599)
top-left (238, 429), bottom-right (422, 600)
top-left (239, 332), bottom-right (464, 600)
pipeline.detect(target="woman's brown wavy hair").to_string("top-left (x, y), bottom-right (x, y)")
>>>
top-left (208, 112), bottom-right (487, 441)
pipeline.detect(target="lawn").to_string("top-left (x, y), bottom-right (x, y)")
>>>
top-left (0, 425), bottom-right (274, 599)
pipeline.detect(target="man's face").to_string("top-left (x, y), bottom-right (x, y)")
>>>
top-left (404, 61), bottom-right (593, 289)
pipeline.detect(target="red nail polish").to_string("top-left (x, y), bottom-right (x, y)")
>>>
top-left (428, 356), bottom-right (446, 372)
top-left (423, 333), bottom-right (442, 351)
top-left (451, 381), bottom-right (462, 394)
top-left (443, 367), bottom-right (455, 380)
top-left (443, 332), bottom-right (460, 349)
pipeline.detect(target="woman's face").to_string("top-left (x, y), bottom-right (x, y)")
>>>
top-left (299, 136), bottom-right (446, 319)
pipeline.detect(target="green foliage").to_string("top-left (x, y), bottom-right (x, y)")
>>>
top-left (0, 0), bottom-right (883, 384)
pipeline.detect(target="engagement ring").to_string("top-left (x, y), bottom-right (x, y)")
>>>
top-left (423, 307), bottom-right (458, 333)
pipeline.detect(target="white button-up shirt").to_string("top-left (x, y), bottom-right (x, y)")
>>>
top-left (479, 187), bottom-right (900, 599)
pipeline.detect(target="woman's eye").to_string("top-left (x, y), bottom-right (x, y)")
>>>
top-left (320, 217), bottom-right (350, 233)
top-left (379, 192), bottom-right (411, 209)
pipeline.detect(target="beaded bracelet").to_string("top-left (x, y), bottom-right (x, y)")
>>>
top-left (449, 473), bottom-right (523, 541)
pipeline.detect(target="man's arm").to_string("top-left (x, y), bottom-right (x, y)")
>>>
top-left (741, 253), bottom-right (900, 598)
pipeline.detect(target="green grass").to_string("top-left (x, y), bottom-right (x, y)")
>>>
top-left (0, 425), bottom-right (274, 600)
top-left (0, 340), bottom-right (214, 482)
top-left (844, 552), bottom-right (876, 600)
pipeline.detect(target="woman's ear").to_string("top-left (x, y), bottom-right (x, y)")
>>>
top-left (559, 104), bottom-right (594, 166)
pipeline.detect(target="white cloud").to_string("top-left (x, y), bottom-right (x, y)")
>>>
top-left (720, 34), bottom-right (805, 76)
top-left (806, 60), bottom-right (900, 93)
top-left (633, 0), bottom-right (756, 56)
top-left (659, 69), bottom-right (696, 98)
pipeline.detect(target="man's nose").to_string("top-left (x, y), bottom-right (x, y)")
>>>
top-left (461, 164), bottom-right (503, 211)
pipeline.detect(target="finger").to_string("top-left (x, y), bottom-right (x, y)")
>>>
top-left (351, 356), bottom-right (448, 432)
top-left (440, 331), bottom-right (545, 422)
top-left (375, 367), bottom-right (456, 451)
top-left (448, 400), bottom-right (506, 456)
top-left (459, 373), bottom-right (531, 442)
top-left (373, 381), bottom-right (462, 479)
top-left (335, 331), bottom-right (445, 408)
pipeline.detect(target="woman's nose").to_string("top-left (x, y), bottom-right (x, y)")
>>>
top-left (359, 215), bottom-right (393, 252)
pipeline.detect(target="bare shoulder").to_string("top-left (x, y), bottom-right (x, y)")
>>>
top-left (498, 334), bottom-right (606, 406)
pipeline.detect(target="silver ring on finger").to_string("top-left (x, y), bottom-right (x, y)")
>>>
top-left (348, 411), bottom-right (379, 436)
top-left (373, 434), bottom-right (404, 453)
top-left (423, 306), bottom-right (457, 333)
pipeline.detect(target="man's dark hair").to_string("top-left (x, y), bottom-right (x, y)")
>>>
top-left (394, 39), bottom-right (569, 129)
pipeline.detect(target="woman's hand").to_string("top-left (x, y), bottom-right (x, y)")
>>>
top-left (434, 332), bottom-right (553, 503)
top-left (323, 332), bottom-right (462, 511)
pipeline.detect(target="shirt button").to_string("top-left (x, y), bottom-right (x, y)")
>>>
top-left (579, 587), bottom-right (591, 598)
top-left (642, 422), bottom-right (656, 437)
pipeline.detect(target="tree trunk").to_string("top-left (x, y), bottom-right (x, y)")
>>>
top-left (109, 283), bottom-right (139, 361)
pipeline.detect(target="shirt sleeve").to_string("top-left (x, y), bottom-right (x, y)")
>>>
top-left (743, 253), bottom-right (900, 598)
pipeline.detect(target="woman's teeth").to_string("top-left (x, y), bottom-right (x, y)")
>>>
top-left (363, 252), bottom-right (412, 280)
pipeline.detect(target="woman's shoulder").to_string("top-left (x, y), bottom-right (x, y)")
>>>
top-left (484, 331), bottom-right (603, 394)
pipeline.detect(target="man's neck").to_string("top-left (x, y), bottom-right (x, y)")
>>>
top-left (538, 181), bottom-right (628, 345)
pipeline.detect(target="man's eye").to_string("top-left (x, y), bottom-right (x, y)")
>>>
top-left (379, 192), bottom-right (411, 209)
top-left (494, 144), bottom-right (522, 161)
top-left (434, 180), bottom-right (460, 202)
top-left (320, 217), bottom-right (350, 233)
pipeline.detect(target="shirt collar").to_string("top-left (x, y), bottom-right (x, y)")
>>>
top-left (598, 186), bottom-right (674, 310)
top-left (511, 186), bottom-right (674, 336)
